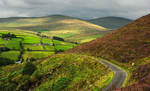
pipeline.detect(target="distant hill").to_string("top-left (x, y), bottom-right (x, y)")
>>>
top-left (88, 16), bottom-right (132, 29)
top-left (0, 15), bottom-right (109, 43)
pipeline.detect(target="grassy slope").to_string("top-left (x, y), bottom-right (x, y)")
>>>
top-left (89, 16), bottom-right (132, 29)
top-left (68, 14), bottom-right (150, 89)
top-left (0, 54), bottom-right (113, 91)
top-left (0, 15), bottom-right (109, 43)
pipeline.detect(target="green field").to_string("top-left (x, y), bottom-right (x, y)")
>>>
top-left (23, 51), bottom-right (54, 60)
top-left (45, 46), bottom-right (55, 51)
top-left (0, 38), bottom-right (7, 44)
top-left (0, 51), bottom-right (20, 61)
top-left (0, 30), bottom-right (77, 62)
top-left (22, 36), bottom-right (40, 44)
top-left (42, 38), bottom-right (53, 44)
top-left (6, 38), bottom-right (22, 50)
top-left (24, 44), bottom-right (43, 50)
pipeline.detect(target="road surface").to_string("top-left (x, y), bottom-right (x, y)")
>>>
top-left (99, 59), bottom-right (127, 91)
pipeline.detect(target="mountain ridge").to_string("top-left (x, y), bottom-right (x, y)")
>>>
top-left (88, 16), bottom-right (132, 29)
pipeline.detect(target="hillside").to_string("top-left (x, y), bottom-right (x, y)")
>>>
top-left (0, 15), bottom-right (109, 43)
top-left (68, 14), bottom-right (150, 90)
top-left (115, 56), bottom-right (150, 91)
top-left (0, 54), bottom-right (113, 91)
top-left (69, 14), bottom-right (150, 63)
top-left (88, 16), bottom-right (132, 29)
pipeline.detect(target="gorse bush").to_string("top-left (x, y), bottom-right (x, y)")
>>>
top-left (22, 62), bottom-right (36, 75)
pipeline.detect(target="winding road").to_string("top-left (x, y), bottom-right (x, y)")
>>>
top-left (99, 59), bottom-right (127, 91)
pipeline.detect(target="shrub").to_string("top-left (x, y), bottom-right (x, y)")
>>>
top-left (22, 62), bottom-right (36, 75)
top-left (30, 57), bottom-right (36, 62)
top-left (0, 57), bottom-right (14, 66)
top-left (0, 47), bottom-right (10, 52)
top-left (53, 36), bottom-right (64, 41)
top-left (55, 49), bottom-right (64, 53)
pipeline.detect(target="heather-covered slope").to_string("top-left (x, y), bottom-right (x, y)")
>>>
top-left (69, 14), bottom-right (150, 63)
top-left (89, 16), bottom-right (132, 29)
top-left (115, 58), bottom-right (150, 91)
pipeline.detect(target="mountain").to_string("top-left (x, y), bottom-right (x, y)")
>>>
top-left (69, 14), bottom-right (150, 63)
top-left (88, 16), bottom-right (132, 29)
top-left (0, 15), bottom-right (109, 43)
top-left (68, 14), bottom-right (150, 90)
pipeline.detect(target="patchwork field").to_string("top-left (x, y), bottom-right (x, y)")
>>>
top-left (0, 30), bottom-right (77, 64)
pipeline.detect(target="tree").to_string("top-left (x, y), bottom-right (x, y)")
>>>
top-left (30, 57), bottom-right (36, 62)
top-left (53, 36), bottom-right (64, 41)
top-left (1, 33), bottom-right (16, 39)
top-left (22, 62), bottom-right (36, 75)
top-left (0, 57), bottom-right (14, 66)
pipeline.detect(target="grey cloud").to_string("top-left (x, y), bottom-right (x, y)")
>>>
top-left (0, 0), bottom-right (150, 19)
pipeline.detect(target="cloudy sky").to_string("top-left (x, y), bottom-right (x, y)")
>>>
top-left (0, 0), bottom-right (150, 19)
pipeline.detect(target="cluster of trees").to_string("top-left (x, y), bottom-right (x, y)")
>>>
top-left (0, 47), bottom-right (10, 52)
top-left (0, 57), bottom-right (14, 66)
top-left (1, 33), bottom-right (16, 39)
top-left (22, 62), bottom-right (36, 75)
top-left (55, 49), bottom-right (64, 53)
top-left (18, 42), bottom-right (24, 61)
top-left (37, 32), bottom-right (41, 36)
top-left (53, 36), bottom-right (64, 41)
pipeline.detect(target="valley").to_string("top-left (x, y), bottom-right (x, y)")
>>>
top-left (0, 13), bottom-right (149, 91)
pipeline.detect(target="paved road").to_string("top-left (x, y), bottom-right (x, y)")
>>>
top-left (99, 59), bottom-right (127, 91)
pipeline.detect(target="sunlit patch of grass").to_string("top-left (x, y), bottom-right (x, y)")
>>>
top-left (6, 38), bottom-right (22, 50)
top-left (42, 38), bottom-right (53, 44)
top-left (45, 46), bottom-right (55, 51)
top-left (56, 33), bottom-right (75, 38)
top-left (22, 36), bottom-right (40, 44)
top-left (0, 38), bottom-right (8, 44)
top-left (23, 51), bottom-right (54, 60)
top-left (0, 51), bottom-right (20, 61)
top-left (24, 44), bottom-right (44, 50)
